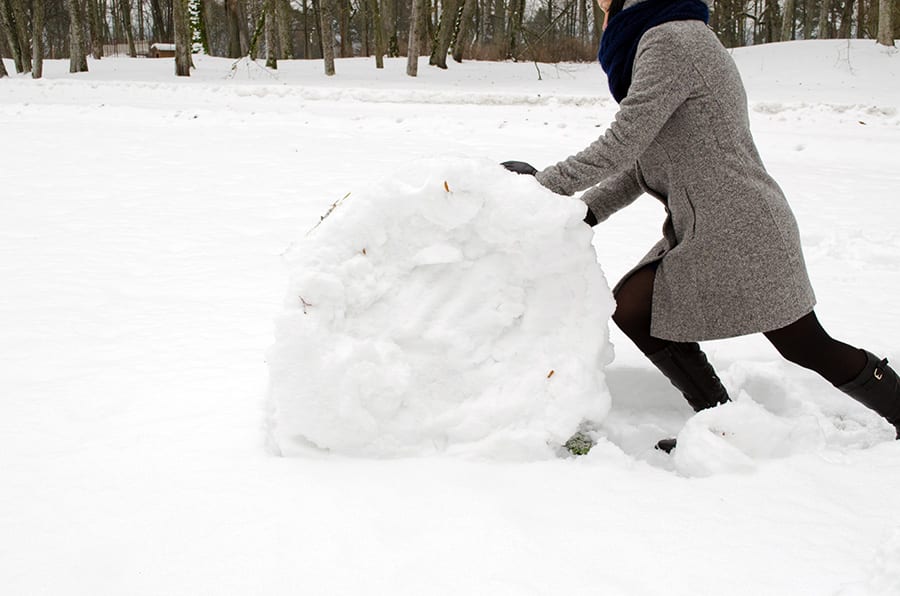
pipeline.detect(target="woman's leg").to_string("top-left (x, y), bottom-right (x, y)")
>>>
top-left (765, 312), bottom-right (899, 437)
top-left (613, 264), bottom-right (729, 415)
top-left (763, 311), bottom-right (866, 386)
top-left (611, 263), bottom-right (670, 355)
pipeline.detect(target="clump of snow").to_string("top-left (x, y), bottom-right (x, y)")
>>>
top-left (671, 397), bottom-right (826, 476)
top-left (267, 158), bottom-right (614, 458)
top-left (671, 382), bottom-right (896, 477)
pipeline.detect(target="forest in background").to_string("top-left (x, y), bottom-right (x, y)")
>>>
top-left (0, 0), bottom-right (897, 78)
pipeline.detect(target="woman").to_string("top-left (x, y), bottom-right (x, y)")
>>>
top-left (503, 0), bottom-right (899, 449)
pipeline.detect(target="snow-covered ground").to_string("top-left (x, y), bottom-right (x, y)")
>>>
top-left (2, 41), bottom-right (899, 594)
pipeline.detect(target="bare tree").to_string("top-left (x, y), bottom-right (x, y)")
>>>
top-left (876, 0), bottom-right (894, 45)
top-left (0, 21), bottom-right (9, 75)
top-left (818, 0), bottom-right (831, 37)
top-left (67, 0), bottom-right (89, 72)
top-left (857, 0), bottom-right (866, 37)
top-left (406, 0), bottom-right (419, 75)
top-left (1, 0), bottom-right (31, 73)
top-left (265, 0), bottom-right (277, 67)
top-left (803, 0), bottom-right (813, 39)
top-left (174, 0), bottom-right (191, 75)
top-left (86, 0), bottom-right (103, 58)
top-left (122, 0), bottom-right (137, 56)
top-left (781, 0), bottom-right (795, 40)
top-left (225, 0), bottom-right (250, 57)
top-left (277, 0), bottom-right (293, 58)
top-left (371, 0), bottom-right (385, 67)
top-left (452, 0), bottom-right (476, 62)
top-left (430, 0), bottom-right (459, 68)
top-left (319, 0), bottom-right (335, 74)
top-left (12, 0), bottom-right (31, 71)
top-left (0, 1), bottom-right (22, 74)
top-left (149, 0), bottom-right (171, 41)
top-left (33, 0), bottom-right (45, 78)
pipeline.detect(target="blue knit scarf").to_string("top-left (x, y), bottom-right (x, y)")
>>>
top-left (598, 0), bottom-right (709, 103)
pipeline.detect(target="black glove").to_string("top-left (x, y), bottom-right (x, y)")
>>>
top-left (583, 208), bottom-right (598, 227)
top-left (501, 161), bottom-right (538, 176)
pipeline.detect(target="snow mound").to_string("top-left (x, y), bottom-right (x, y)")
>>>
top-left (671, 397), bottom-right (826, 476)
top-left (267, 158), bottom-right (615, 458)
top-left (671, 379), bottom-right (896, 477)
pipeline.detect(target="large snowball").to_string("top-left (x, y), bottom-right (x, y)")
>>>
top-left (267, 158), bottom-right (615, 458)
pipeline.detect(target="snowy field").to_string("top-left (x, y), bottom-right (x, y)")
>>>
top-left (2, 40), bottom-right (900, 594)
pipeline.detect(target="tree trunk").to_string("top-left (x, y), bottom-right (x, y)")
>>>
top-left (452, 0), bottom-right (475, 62)
top-left (781, 0), bottom-right (795, 40)
top-left (238, 0), bottom-right (251, 54)
top-left (371, 0), bottom-right (385, 67)
top-left (803, 0), bottom-right (813, 38)
top-left (0, 0), bottom-right (24, 73)
top-left (837, 0), bottom-right (853, 37)
top-left (361, 0), bottom-right (369, 55)
top-left (763, 0), bottom-right (780, 42)
top-left (493, 0), bottom-right (505, 41)
top-left (507, 0), bottom-right (524, 59)
top-left (592, 0), bottom-right (602, 46)
top-left (226, 0), bottom-right (240, 56)
top-left (67, 0), bottom-right (89, 72)
top-left (384, 0), bottom-right (398, 56)
top-left (1, 0), bottom-right (30, 73)
top-left (33, 0), bottom-right (44, 78)
top-left (579, 0), bottom-right (588, 39)
top-left (277, 0), bottom-right (293, 58)
top-left (856, 0), bottom-right (865, 37)
top-left (430, 0), bottom-right (458, 68)
top-left (338, 0), bottom-right (349, 57)
top-left (121, 0), bottom-right (137, 56)
top-left (876, 0), bottom-right (893, 45)
top-left (149, 0), bottom-right (168, 41)
top-left (406, 0), bottom-right (419, 75)
top-left (11, 0), bottom-right (30, 71)
top-left (0, 19), bottom-right (9, 76)
top-left (319, 0), bottom-right (335, 74)
top-left (818, 0), bottom-right (831, 38)
top-left (174, 0), bottom-right (191, 75)
top-left (138, 0), bottom-right (144, 42)
top-left (265, 0), bottom-right (277, 67)
top-left (225, 0), bottom-right (249, 56)
top-left (86, 0), bottom-right (103, 58)
top-left (302, 0), bottom-right (310, 58)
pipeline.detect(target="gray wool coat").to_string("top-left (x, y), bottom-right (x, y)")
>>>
top-left (535, 16), bottom-right (816, 342)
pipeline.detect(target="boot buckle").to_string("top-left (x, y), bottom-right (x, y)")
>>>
top-left (875, 368), bottom-right (884, 381)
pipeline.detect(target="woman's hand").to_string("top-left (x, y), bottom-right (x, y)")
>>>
top-left (501, 161), bottom-right (538, 176)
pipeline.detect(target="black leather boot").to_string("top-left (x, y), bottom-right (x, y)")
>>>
top-left (649, 343), bottom-right (731, 412)
top-left (837, 351), bottom-right (900, 439)
top-left (649, 343), bottom-right (730, 453)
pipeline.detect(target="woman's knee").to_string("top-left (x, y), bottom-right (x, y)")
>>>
top-left (612, 265), bottom-right (657, 336)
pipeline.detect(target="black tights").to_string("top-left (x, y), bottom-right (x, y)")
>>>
top-left (612, 264), bottom-right (868, 386)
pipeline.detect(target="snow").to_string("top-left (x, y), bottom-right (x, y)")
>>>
top-left (268, 158), bottom-right (613, 457)
top-left (1, 40), bottom-right (900, 594)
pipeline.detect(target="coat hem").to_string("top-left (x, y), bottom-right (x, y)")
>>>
top-left (649, 299), bottom-right (817, 343)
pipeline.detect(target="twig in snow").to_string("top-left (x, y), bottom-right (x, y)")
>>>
top-left (307, 192), bottom-right (352, 236)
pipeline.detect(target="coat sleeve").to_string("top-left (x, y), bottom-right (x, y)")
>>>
top-left (535, 24), bottom-right (696, 196)
top-left (580, 166), bottom-right (643, 224)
